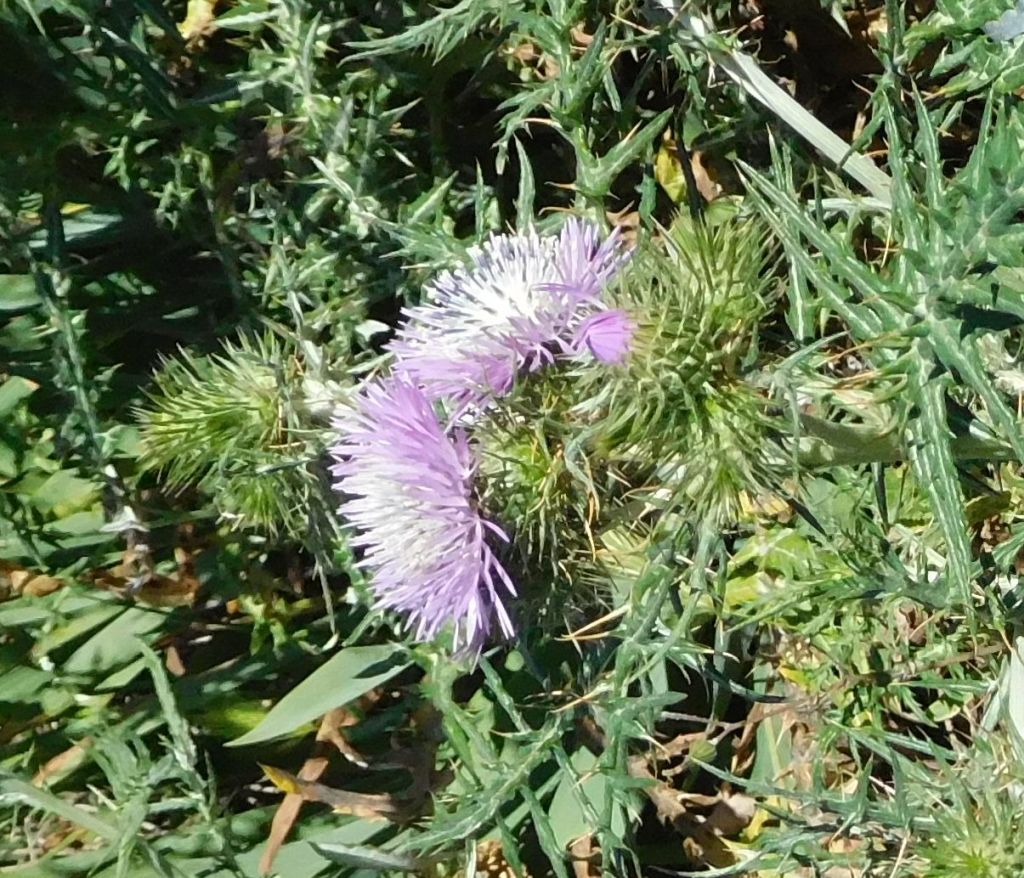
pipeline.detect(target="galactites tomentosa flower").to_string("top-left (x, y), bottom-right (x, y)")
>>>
top-left (332, 219), bottom-right (630, 654)
top-left (329, 376), bottom-right (516, 654)
top-left (388, 219), bottom-right (631, 407)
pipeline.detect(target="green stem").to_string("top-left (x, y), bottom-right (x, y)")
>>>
top-left (34, 201), bottom-right (151, 573)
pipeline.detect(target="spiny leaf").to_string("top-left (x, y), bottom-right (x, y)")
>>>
top-left (904, 353), bottom-right (973, 596)
top-left (927, 316), bottom-right (1024, 462)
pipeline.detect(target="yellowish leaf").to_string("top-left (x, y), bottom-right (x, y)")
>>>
top-left (741, 806), bottom-right (774, 842)
top-left (260, 763), bottom-right (302, 796)
top-left (778, 665), bottom-right (810, 687)
top-left (655, 137), bottom-right (687, 204)
top-left (178, 0), bottom-right (219, 43)
top-left (260, 764), bottom-right (409, 820)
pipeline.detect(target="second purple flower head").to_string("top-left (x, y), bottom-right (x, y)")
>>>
top-left (388, 219), bottom-right (630, 407)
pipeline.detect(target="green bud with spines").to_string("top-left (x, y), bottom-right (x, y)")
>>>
top-left (469, 210), bottom-right (786, 625)
top-left (570, 209), bottom-right (784, 527)
top-left (136, 333), bottom-right (326, 539)
top-left (573, 208), bottom-right (774, 458)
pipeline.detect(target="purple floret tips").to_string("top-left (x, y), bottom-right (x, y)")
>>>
top-left (387, 220), bottom-right (630, 406)
top-left (554, 217), bottom-right (631, 305)
top-left (573, 308), bottom-right (635, 365)
top-left (330, 376), bottom-right (516, 654)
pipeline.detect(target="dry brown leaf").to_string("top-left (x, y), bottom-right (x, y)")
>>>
top-left (571, 26), bottom-right (594, 47)
top-left (627, 753), bottom-right (743, 869)
top-left (675, 791), bottom-right (722, 808)
top-left (94, 545), bottom-right (199, 608)
top-left (32, 738), bottom-right (93, 787)
top-left (507, 40), bottom-right (559, 79)
top-left (137, 574), bottom-right (199, 607)
top-left (260, 704), bottom-right (449, 874)
top-left (28, 574), bottom-right (63, 596)
top-left (259, 756), bottom-right (330, 875)
top-left (606, 207), bottom-right (640, 249)
top-left (510, 42), bottom-right (538, 65)
top-left (260, 709), bottom-right (370, 875)
top-left (569, 834), bottom-right (599, 878)
top-left (164, 645), bottom-right (186, 678)
top-left (1, 562), bottom-right (65, 598)
top-left (661, 731), bottom-right (707, 760)
top-left (318, 707), bottom-right (369, 768)
top-left (261, 764), bottom-right (409, 820)
top-left (690, 151), bottom-right (724, 203)
top-left (706, 794), bottom-right (757, 837)
top-left (476, 839), bottom-right (529, 878)
top-left (628, 755), bottom-right (683, 822)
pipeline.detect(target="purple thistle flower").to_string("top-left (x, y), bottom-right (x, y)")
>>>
top-left (330, 376), bottom-right (516, 654)
top-left (573, 308), bottom-right (635, 365)
top-left (553, 217), bottom-right (631, 305)
top-left (388, 219), bottom-right (629, 406)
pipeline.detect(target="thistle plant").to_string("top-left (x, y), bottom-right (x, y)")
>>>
top-left (137, 207), bottom-right (786, 656)
top-left (917, 794), bottom-right (1024, 878)
top-left (11, 2), bottom-right (1024, 876)
top-left (911, 737), bottom-right (1024, 878)
top-left (572, 208), bottom-right (773, 455)
top-left (323, 212), bottom-right (785, 651)
top-left (472, 370), bottom-right (615, 627)
top-left (474, 383), bottom-right (596, 578)
top-left (570, 209), bottom-right (783, 528)
top-left (328, 219), bottom-right (628, 650)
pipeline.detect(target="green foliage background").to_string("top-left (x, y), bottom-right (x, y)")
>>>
top-left (3, 1), bottom-right (1024, 876)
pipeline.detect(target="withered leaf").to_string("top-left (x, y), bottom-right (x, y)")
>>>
top-left (261, 764), bottom-right (411, 821)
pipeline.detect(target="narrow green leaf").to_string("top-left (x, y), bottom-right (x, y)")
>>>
top-left (32, 602), bottom-right (124, 660)
top-left (140, 642), bottom-right (199, 772)
top-left (523, 784), bottom-right (571, 878)
top-left (227, 644), bottom-right (407, 747)
top-left (514, 137), bottom-right (535, 235)
top-left (579, 109), bottom-right (671, 196)
top-left (744, 168), bottom-right (894, 340)
top-left (1003, 638), bottom-right (1024, 766)
top-left (548, 748), bottom-right (608, 848)
top-left (311, 842), bottom-right (433, 872)
top-left (215, 2), bottom-right (275, 32)
top-left (404, 173), bottom-right (457, 226)
top-left (63, 608), bottom-right (170, 677)
top-left (879, 97), bottom-right (927, 258)
top-left (0, 776), bottom-right (119, 841)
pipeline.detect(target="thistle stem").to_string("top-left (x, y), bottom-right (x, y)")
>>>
top-left (34, 201), bottom-right (152, 578)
